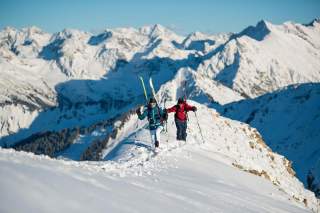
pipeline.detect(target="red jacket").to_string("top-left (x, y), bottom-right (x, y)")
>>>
top-left (167, 102), bottom-right (194, 121)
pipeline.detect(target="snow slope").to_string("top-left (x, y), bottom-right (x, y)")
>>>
top-left (1, 98), bottom-right (319, 212)
top-left (218, 83), bottom-right (320, 190)
top-left (0, 147), bottom-right (309, 213)
top-left (50, 100), bottom-right (320, 211)
top-left (2, 146), bottom-right (314, 213)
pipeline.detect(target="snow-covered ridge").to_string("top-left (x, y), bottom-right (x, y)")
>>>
top-left (0, 146), bottom-right (312, 213)
top-left (1, 100), bottom-right (319, 212)
top-left (56, 95), bottom-right (320, 211)
top-left (218, 83), bottom-right (320, 194)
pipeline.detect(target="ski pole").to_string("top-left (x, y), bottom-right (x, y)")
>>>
top-left (183, 80), bottom-right (190, 122)
top-left (183, 80), bottom-right (187, 101)
top-left (194, 111), bottom-right (205, 144)
top-left (164, 98), bottom-right (168, 133)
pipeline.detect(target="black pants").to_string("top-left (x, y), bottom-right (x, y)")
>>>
top-left (175, 119), bottom-right (187, 141)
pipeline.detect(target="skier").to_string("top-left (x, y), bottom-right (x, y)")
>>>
top-left (166, 98), bottom-right (197, 141)
top-left (136, 97), bottom-right (167, 149)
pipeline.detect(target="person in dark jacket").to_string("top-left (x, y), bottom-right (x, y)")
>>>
top-left (166, 98), bottom-right (197, 141)
top-left (136, 97), bottom-right (167, 148)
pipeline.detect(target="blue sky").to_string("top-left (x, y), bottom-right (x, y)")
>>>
top-left (1, 0), bottom-right (319, 34)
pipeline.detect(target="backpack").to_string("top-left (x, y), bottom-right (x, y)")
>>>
top-left (147, 106), bottom-right (162, 125)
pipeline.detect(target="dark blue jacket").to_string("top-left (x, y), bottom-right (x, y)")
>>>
top-left (138, 106), bottom-right (165, 130)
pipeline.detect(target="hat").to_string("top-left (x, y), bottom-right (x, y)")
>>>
top-left (178, 97), bottom-right (184, 104)
top-left (149, 97), bottom-right (156, 103)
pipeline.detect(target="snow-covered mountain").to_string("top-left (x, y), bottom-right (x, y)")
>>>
top-left (197, 19), bottom-right (320, 98)
top-left (1, 18), bottom-right (320, 211)
top-left (1, 19), bottom-right (319, 140)
top-left (1, 101), bottom-right (319, 212)
top-left (218, 83), bottom-right (320, 192)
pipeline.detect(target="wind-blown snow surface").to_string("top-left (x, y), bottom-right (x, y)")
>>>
top-left (2, 102), bottom-right (318, 212)
top-left (0, 148), bottom-right (309, 213)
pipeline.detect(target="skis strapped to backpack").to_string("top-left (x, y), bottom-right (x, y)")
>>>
top-left (149, 77), bottom-right (158, 103)
top-left (163, 98), bottom-right (168, 133)
top-left (139, 76), bottom-right (148, 104)
top-left (139, 76), bottom-right (167, 128)
top-left (149, 77), bottom-right (167, 126)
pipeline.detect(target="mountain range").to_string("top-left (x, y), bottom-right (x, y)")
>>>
top-left (0, 18), bottom-right (319, 212)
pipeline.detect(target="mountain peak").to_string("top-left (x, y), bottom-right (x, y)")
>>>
top-left (305, 18), bottom-right (320, 27)
top-left (1, 26), bottom-right (18, 34)
top-left (313, 18), bottom-right (320, 24)
top-left (55, 28), bottom-right (88, 40)
top-left (188, 31), bottom-right (208, 38)
top-left (21, 26), bottom-right (44, 34)
top-left (139, 24), bottom-right (177, 39)
top-left (87, 30), bottom-right (113, 45)
top-left (152, 23), bottom-right (166, 31)
top-left (236, 19), bottom-right (271, 41)
top-left (256, 19), bottom-right (271, 29)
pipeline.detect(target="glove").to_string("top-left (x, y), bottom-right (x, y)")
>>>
top-left (136, 108), bottom-right (141, 115)
top-left (192, 106), bottom-right (197, 112)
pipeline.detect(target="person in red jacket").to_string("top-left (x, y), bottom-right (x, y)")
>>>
top-left (166, 98), bottom-right (197, 141)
